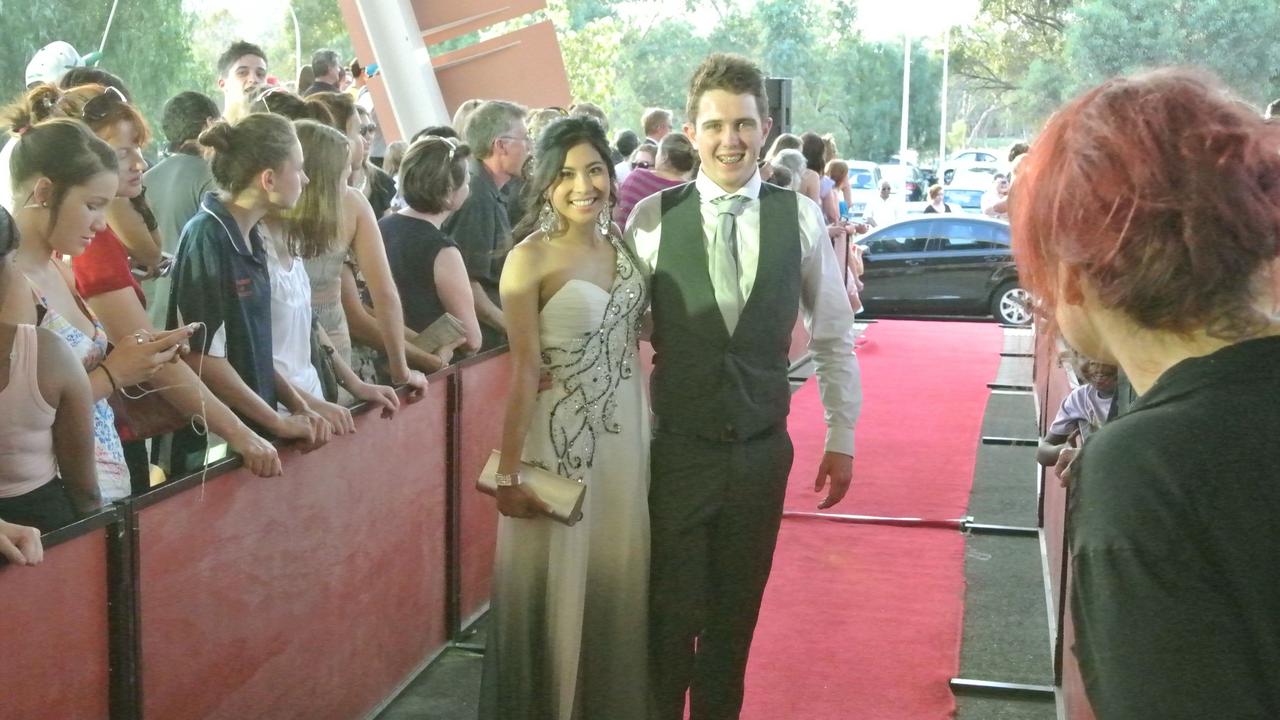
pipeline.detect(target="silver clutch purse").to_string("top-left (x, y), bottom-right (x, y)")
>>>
top-left (476, 450), bottom-right (586, 526)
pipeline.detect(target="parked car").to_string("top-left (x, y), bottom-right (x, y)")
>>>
top-left (943, 168), bottom-right (1000, 213)
top-left (951, 149), bottom-right (1000, 164)
top-left (879, 163), bottom-right (926, 202)
top-left (853, 216), bottom-right (1031, 325)
top-left (941, 154), bottom-right (1000, 185)
top-left (844, 161), bottom-right (883, 218)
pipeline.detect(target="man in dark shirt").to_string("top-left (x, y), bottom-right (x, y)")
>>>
top-left (442, 100), bottom-right (529, 350)
top-left (302, 49), bottom-right (342, 97)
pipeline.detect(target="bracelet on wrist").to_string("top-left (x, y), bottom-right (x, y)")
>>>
top-left (99, 363), bottom-right (120, 394)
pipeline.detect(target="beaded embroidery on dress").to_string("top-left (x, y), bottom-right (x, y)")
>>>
top-left (538, 233), bottom-right (646, 480)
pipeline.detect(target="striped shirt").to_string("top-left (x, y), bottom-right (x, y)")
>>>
top-left (613, 169), bottom-right (686, 231)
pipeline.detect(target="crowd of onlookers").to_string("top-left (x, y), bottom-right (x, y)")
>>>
top-left (0, 40), bottom-right (520, 556)
top-left (0, 39), bottom-right (827, 561)
top-left (0, 28), bottom-right (937, 560)
top-left (3, 31), bottom-right (1279, 720)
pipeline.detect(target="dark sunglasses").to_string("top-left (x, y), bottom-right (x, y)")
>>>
top-left (82, 86), bottom-right (129, 123)
top-left (360, 123), bottom-right (377, 136)
top-left (632, 161), bottom-right (653, 169)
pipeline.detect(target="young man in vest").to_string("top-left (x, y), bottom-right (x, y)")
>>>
top-left (625, 54), bottom-right (863, 719)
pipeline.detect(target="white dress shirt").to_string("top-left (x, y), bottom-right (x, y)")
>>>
top-left (867, 195), bottom-right (898, 229)
top-left (625, 169), bottom-right (863, 455)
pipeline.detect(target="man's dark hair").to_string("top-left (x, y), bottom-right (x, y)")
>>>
top-left (1008, 142), bottom-right (1030, 162)
top-left (686, 53), bottom-right (768, 125)
top-left (162, 91), bottom-right (220, 153)
top-left (614, 129), bottom-right (639, 158)
top-left (59, 67), bottom-right (131, 100)
top-left (311, 49), bottom-right (341, 80)
top-left (217, 41), bottom-right (267, 79)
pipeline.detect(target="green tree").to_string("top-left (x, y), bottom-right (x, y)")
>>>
top-left (610, 19), bottom-right (709, 127)
top-left (1067, 0), bottom-right (1280, 103)
top-left (0, 0), bottom-right (203, 147)
top-left (264, 0), bottom-right (356, 90)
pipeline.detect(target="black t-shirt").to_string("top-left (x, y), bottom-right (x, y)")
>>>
top-left (380, 213), bottom-right (458, 333)
top-left (1069, 336), bottom-right (1280, 718)
top-left (167, 192), bottom-right (277, 416)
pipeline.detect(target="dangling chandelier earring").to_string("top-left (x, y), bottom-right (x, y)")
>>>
top-left (538, 200), bottom-right (560, 235)
top-left (596, 200), bottom-right (613, 236)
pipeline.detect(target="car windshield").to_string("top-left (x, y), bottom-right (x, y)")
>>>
top-left (850, 171), bottom-right (876, 189)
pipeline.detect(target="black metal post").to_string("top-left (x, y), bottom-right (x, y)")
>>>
top-left (107, 502), bottom-right (141, 720)
top-left (445, 371), bottom-right (463, 640)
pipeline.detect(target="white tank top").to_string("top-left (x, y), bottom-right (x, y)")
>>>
top-left (266, 243), bottom-right (324, 402)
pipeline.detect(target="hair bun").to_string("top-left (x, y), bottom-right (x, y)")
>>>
top-left (198, 121), bottom-right (235, 152)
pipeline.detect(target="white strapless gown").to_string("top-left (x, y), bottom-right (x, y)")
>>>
top-left (479, 238), bottom-right (651, 720)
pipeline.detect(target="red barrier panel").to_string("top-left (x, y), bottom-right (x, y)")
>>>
top-left (456, 354), bottom-right (510, 628)
top-left (135, 384), bottom-right (450, 720)
top-left (1040, 344), bottom-right (1074, 649)
top-left (0, 522), bottom-right (112, 719)
top-left (1032, 326), bottom-right (1096, 719)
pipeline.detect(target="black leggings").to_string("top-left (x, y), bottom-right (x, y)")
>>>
top-left (0, 479), bottom-right (77, 533)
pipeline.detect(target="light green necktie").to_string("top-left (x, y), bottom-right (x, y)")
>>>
top-left (709, 194), bottom-right (750, 334)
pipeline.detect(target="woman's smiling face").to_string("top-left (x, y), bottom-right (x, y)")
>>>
top-left (548, 141), bottom-right (611, 231)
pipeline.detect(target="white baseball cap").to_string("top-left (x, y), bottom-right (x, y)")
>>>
top-left (25, 41), bottom-right (86, 87)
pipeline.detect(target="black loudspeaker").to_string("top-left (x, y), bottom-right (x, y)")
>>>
top-left (764, 77), bottom-right (792, 152)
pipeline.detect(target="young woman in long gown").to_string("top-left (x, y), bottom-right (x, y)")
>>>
top-left (479, 117), bottom-right (650, 719)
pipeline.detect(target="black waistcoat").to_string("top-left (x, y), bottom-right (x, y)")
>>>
top-left (650, 181), bottom-right (801, 441)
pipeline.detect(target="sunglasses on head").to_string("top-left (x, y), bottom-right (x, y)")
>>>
top-left (254, 85), bottom-right (291, 111)
top-left (415, 135), bottom-right (459, 163)
top-left (82, 86), bottom-right (128, 124)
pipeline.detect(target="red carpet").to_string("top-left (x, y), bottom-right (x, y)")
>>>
top-left (743, 320), bottom-right (1002, 720)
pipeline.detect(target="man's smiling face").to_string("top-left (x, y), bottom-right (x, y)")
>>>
top-left (686, 89), bottom-right (771, 193)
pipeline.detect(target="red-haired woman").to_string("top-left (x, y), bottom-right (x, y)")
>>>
top-left (1011, 68), bottom-right (1280, 718)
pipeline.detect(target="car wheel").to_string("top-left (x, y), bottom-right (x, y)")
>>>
top-left (991, 282), bottom-right (1032, 325)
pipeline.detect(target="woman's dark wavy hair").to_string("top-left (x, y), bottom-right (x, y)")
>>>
top-left (513, 116), bottom-right (618, 240)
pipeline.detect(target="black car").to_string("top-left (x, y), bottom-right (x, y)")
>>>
top-left (853, 216), bottom-right (1031, 325)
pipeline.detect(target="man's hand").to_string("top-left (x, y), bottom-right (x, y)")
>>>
top-left (0, 519), bottom-right (43, 566)
top-left (1055, 447), bottom-right (1078, 488)
top-left (814, 451), bottom-right (854, 509)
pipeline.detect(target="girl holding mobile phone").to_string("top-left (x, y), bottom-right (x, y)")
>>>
top-left (5, 84), bottom-right (285, 492)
